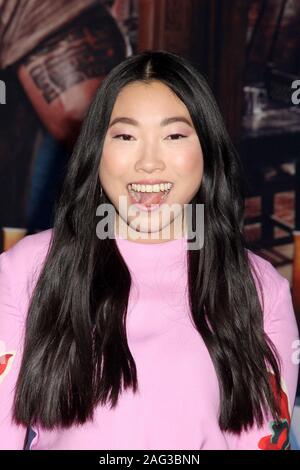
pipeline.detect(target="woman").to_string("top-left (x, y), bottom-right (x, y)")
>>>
top-left (0, 50), bottom-right (299, 450)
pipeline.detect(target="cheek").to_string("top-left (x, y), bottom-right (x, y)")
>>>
top-left (100, 146), bottom-right (130, 179)
top-left (173, 146), bottom-right (203, 178)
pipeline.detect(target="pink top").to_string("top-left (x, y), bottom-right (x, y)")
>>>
top-left (0, 228), bottom-right (299, 450)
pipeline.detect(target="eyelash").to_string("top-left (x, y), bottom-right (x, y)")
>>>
top-left (113, 133), bottom-right (187, 141)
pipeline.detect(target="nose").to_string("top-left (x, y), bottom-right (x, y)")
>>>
top-left (134, 141), bottom-right (165, 173)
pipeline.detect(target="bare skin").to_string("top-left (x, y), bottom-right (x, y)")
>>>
top-left (99, 80), bottom-right (204, 243)
top-left (17, 7), bottom-right (126, 150)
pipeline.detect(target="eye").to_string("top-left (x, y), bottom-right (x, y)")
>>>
top-left (113, 134), bottom-right (134, 141)
top-left (166, 134), bottom-right (187, 140)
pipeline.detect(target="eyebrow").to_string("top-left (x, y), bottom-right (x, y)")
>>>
top-left (109, 116), bottom-right (193, 128)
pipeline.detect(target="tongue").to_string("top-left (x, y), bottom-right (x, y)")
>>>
top-left (137, 191), bottom-right (165, 205)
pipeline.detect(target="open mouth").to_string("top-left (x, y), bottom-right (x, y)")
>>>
top-left (127, 182), bottom-right (173, 210)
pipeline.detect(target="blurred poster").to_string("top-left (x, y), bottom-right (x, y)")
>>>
top-left (0, 0), bottom-right (137, 248)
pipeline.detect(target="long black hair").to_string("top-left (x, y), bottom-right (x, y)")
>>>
top-left (13, 50), bottom-right (282, 433)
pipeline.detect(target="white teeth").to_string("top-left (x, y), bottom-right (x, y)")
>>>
top-left (129, 182), bottom-right (172, 193)
top-left (128, 182), bottom-right (173, 204)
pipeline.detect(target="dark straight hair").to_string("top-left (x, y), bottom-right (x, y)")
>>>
top-left (13, 50), bottom-right (282, 433)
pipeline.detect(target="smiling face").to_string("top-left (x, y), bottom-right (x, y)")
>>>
top-left (99, 80), bottom-right (204, 243)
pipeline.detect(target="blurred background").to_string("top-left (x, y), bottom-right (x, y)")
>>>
top-left (0, 0), bottom-right (299, 448)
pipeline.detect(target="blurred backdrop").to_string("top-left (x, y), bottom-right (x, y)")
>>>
top-left (0, 0), bottom-right (299, 447)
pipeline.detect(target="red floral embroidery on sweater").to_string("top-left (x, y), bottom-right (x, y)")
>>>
top-left (0, 350), bottom-right (15, 384)
top-left (258, 372), bottom-right (291, 450)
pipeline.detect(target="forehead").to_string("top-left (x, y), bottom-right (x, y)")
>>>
top-left (112, 80), bottom-right (188, 114)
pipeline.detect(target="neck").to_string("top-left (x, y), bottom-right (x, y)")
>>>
top-left (114, 214), bottom-right (188, 244)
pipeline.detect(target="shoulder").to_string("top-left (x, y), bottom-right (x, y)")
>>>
top-left (0, 229), bottom-right (53, 311)
top-left (3, 228), bottom-right (53, 271)
top-left (246, 248), bottom-right (288, 291)
top-left (246, 249), bottom-right (295, 326)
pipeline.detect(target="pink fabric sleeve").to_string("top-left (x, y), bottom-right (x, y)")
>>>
top-left (225, 261), bottom-right (299, 450)
top-left (0, 250), bottom-right (27, 449)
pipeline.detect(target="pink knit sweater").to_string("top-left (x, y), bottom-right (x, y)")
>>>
top-left (0, 228), bottom-right (299, 449)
